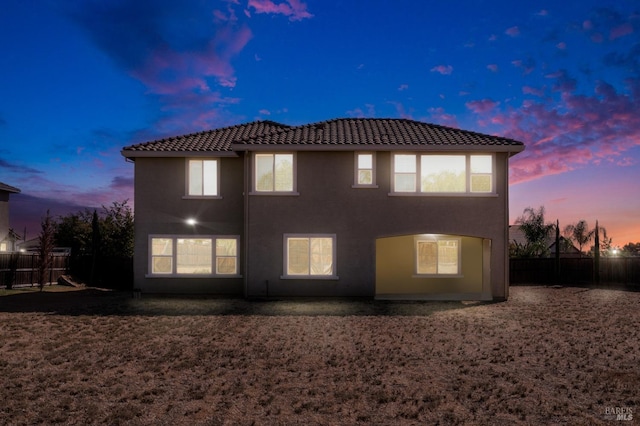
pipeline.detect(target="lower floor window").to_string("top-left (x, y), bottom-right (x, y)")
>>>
top-left (150, 235), bottom-right (239, 276)
top-left (415, 236), bottom-right (461, 275)
top-left (284, 234), bottom-right (336, 278)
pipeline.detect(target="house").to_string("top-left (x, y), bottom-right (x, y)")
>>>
top-left (508, 225), bottom-right (582, 258)
top-left (0, 182), bottom-right (21, 252)
top-left (122, 118), bottom-right (525, 300)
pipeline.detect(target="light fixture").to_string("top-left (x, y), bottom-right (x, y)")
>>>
top-left (186, 218), bottom-right (197, 226)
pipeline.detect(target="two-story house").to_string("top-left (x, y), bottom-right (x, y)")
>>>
top-left (122, 118), bottom-right (524, 300)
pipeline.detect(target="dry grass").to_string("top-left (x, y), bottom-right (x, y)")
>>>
top-left (0, 285), bottom-right (638, 425)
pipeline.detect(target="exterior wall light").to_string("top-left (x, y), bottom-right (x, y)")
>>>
top-left (186, 218), bottom-right (197, 226)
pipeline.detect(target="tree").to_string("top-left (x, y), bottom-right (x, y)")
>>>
top-left (514, 206), bottom-right (555, 257)
top-left (622, 242), bottom-right (640, 257)
top-left (100, 200), bottom-right (134, 258)
top-left (37, 210), bottom-right (55, 291)
top-left (563, 220), bottom-right (593, 257)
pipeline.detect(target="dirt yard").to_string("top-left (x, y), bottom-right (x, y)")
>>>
top-left (0, 285), bottom-right (638, 425)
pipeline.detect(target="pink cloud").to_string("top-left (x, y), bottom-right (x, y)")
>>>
top-left (501, 76), bottom-right (640, 184)
top-left (610, 23), bottom-right (634, 40)
top-left (466, 99), bottom-right (499, 114)
top-left (430, 65), bottom-right (453, 75)
top-left (556, 42), bottom-right (567, 50)
top-left (487, 64), bottom-right (499, 72)
top-left (426, 107), bottom-right (459, 129)
top-left (247, 0), bottom-right (313, 21)
top-left (522, 86), bottom-right (544, 97)
top-left (536, 10), bottom-right (549, 17)
top-left (398, 84), bottom-right (409, 91)
top-left (505, 26), bottom-right (520, 37)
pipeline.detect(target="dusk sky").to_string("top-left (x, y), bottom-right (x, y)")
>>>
top-left (1, 0), bottom-right (639, 247)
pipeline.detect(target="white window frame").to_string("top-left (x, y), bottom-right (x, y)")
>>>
top-left (184, 159), bottom-right (221, 199)
top-left (282, 234), bottom-right (338, 280)
top-left (390, 153), bottom-right (496, 196)
top-left (252, 153), bottom-right (298, 195)
top-left (413, 235), bottom-right (462, 277)
top-left (353, 152), bottom-right (378, 188)
top-left (147, 235), bottom-right (241, 278)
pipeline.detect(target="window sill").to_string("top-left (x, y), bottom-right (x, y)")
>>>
top-left (352, 184), bottom-right (379, 189)
top-left (145, 274), bottom-right (243, 279)
top-left (388, 192), bottom-right (498, 197)
top-left (249, 191), bottom-right (300, 196)
top-left (280, 275), bottom-right (340, 280)
top-left (412, 274), bottom-right (464, 279)
top-left (182, 195), bottom-right (223, 200)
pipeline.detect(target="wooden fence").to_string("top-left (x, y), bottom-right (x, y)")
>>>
top-left (510, 257), bottom-right (640, 288)
top-left (0, 252), bottom-right (70, 288)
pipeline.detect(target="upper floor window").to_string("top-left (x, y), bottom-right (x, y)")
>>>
top-left (255, 153), bottom-right (295, 193)
top-left (354, 153), bottom-right (377, 187)
top-left (149, 235), bottom-right (239, 277)
top-left (187, 159), bottom-right (218, 197)
top-left (392, 154), bottom-right (494, 195)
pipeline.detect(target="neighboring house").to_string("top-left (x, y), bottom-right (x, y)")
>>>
top-left (0, 182), bottom-right (21, 252)
top-left (509, 225), bottom-right (582, 258)
top-left (122, 118), bottom-right (525, 300)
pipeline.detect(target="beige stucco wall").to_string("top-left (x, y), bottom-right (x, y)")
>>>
top-left (375, 235), bottom-right (485, 298)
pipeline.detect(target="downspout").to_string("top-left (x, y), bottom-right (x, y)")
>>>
top-left (503, 153), bottom-right (511, 301)
top-left (243, 150), bottom-right (250, 298)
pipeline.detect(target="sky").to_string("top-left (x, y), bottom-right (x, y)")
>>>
top-left (1, 0), bottom-right (639, 247)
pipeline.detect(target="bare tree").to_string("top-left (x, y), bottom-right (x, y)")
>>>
top-left (37, 210), bottom-right (55, 291)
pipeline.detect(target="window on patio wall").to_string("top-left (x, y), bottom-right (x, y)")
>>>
top-left (415, 236), bottom-right (461, 276)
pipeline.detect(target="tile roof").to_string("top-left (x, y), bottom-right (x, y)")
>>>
top-left (122, 118), bottom-right (524, 157)
top-left (0, 182), bottom-right (20, 193)
top-left (122, 121), bottom-right (290, 154)
top-left (239, 118), bottom-right (524, 148)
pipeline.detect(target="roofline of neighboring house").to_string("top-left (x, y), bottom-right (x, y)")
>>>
top-left (0, 182), bottom-right (21, 193)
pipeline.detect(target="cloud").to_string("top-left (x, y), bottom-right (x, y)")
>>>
top-left (505, 26), bottom-right (520, 37)
top-left (247, 0), bottom-right (313, 21)
top-left (609, 23), bottom-right (634, 40)
top-left (398, 84), bottom-right (409, 91)
top-left (511, 58), bottom-right (536, 74)
top-left (426, 107), bottom-right (459, 129)
top-left (477, 73), bottom-right (640, 184)
top-left (346, 104), bottom-right (376, 118)
top-left (430, 65), bottom-right (453, 75)
top-left (67, 0), bottom-right (253, 136)
top-left (0, 158), bottom-right (43, 175)
top-left (466, 99), bottom-right (499, 114)
top-left (522, 85), bottom-right (544, 97)
top-left (487, 64), bottom-right (498, 72)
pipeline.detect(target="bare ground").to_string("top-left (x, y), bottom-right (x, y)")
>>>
top-left (0, 285), bottom-right (638, 425)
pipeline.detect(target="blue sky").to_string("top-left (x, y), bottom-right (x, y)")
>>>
top-left (1, 0), bottom-right (639, 245)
